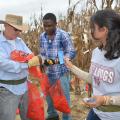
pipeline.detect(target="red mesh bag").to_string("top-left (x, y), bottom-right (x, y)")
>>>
top-left (16, 108), bottom-right (19, 115)
top-left (10, 50), bottom-right (51, 96)
top-left (11, 50), bottom-right (46, 119)
top-left (27, 82), bottom-right (45, 120)
top-left (40, 74), bottom-right (51, 96)
top-left (29, 66), bottom-right (42, 78)
top-left (10, 50), bottom-right (42, 78)
top-left (49, 80), bottom-right (71, 113)
top-left (10, 50), bottom-right (33, 62)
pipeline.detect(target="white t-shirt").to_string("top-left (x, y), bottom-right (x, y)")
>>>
top-left (90, 47), bottom-right (120, 120)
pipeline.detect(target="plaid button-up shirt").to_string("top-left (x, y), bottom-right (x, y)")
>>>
top-left (39, 28), bottom-right (76, 81)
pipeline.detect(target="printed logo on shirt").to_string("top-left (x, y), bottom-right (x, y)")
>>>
top-left (90, 63), bottom-right (115, 85)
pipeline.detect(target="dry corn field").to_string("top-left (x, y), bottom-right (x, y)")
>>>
top-left (15, 0), bottom-right (120, 120)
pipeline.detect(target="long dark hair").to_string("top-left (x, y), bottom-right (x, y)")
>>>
top-left (91, 9), bottom-right (120, 60)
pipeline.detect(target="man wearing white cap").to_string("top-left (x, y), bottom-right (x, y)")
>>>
top-left (0, 14), bottom-right (40, 120)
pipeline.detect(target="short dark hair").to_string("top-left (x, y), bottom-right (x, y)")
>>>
top-left (43, 13), bottom-right (56, 23)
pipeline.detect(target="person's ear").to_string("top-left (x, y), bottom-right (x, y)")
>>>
top-left (100, 27), bottom-right (108, 34)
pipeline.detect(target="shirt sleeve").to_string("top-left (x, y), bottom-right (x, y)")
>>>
top-left (0, 57), bottom-right (28, 73)
top-left (70, 65), bottom-right (92, 83)
top-left (61, 32), bottom-right (76, 59)
top-left (0, 43), bottom-right (29, 73)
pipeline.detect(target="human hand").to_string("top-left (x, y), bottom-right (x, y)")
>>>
top-left (28, 56), bottom-right (42, 67)
top-left (83, 96), bottom-right (106, 108)
top-left (64, 57), bottom-right (73, 68)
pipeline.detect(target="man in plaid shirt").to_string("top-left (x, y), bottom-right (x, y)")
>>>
top-left (39, 13), bottom-right (76, 120)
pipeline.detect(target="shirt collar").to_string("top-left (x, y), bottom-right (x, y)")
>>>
top-left (0, 32), bottom-right (6, 42)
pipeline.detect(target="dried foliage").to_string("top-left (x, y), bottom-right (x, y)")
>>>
top-left (21, 0), bottom-right (120, 96)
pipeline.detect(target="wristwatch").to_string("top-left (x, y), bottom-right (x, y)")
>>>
top-left (109, 97), bottom-right (115, 105)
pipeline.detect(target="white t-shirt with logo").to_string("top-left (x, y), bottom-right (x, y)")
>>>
top-left (90, 47), bottom-right (120, 120)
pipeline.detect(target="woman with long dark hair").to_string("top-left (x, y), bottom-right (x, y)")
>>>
top-left (65, 9), bottom-right (120, 120)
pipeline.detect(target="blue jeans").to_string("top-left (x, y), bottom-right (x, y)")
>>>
top-left (46, 73), bottom-right (71, 120)
top-left (87, 109), bottom-right (101, 120)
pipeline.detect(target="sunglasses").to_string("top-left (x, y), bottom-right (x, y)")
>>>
top-left (13, 27), bottom-right (22, 32)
